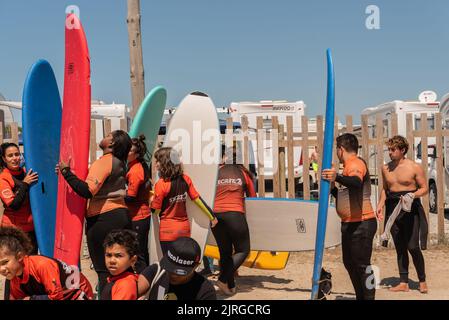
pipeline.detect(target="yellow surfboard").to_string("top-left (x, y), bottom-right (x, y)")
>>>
top-left (204, 245), bottom-right (289, 270)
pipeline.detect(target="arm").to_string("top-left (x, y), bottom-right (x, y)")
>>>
top-left (193, 197), bottom-right (216, 221)
top-left (413, 164), bottom-right (428, 198)
top-left (184, 175), bottom-right (217, 224)
top-left (7, 183), bottom-right (29, 210)
top-left (243, 171), bottom-right (257, 198)
top-left (137, 265), bottom-right (158, 298)
top-left (61, 168), bottom-right (93, 199)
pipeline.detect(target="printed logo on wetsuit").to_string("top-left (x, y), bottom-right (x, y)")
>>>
top-left (217, 178), bottom-right (242, 186)
top-left (167, 250), bottom-right (195, 266)
top-left (169, 192), bottom-right (188, 204)
top-left (2, 189), bottom-right (13, 199)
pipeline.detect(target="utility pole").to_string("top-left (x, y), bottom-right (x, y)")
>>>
top-left (127, 0), bottom-right (145, 119)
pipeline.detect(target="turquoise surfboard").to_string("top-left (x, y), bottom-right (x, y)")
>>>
top-left (22, 59), bottom-right (62, 257)
top-left (129, 86), bottom-right (167, 156)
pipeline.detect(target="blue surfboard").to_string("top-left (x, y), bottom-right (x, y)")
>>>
top-left (22, 59), bottom-right (62, 257)
top-left (311, 49), bottom-right (335, 299)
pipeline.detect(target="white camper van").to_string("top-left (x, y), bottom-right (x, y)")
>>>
top-left (91, 101), bottom-right (131, 159)
top-left (361, 92), bottom-right (440, 211)
top-left (229, 100), bottom-right (315, 190)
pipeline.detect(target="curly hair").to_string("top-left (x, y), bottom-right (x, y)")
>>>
top-left (131, 134), bottom-right (151, 179)
top-left (386, 135), bottom-right (409, 155)
top-left (154, 147), bottom-right (183, 181)
top-left (0, 227), bottom-right (33, 256)
top-left (103, 229), bottom-right (140, 258)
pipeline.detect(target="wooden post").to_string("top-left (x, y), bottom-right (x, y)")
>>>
top-left (435, 114), bottom-right (445, 243)
top-left (301, 116), bottom-right (310, 200)
top-left (225, 118), bottom-right (233, 163)
top-left (272, 116), bottom-right (280, 198)
top-left (90, 120), bottom-right (97, 163)
top-left (127, 0), bottom-right (145, 119)
top-left (376, 114), bottom-right (384, 237)
top-left (286, 116), bottom-right (295, 199)
top-left (241, 116), bottom-right (250, 170)
top-left (419, 113), bottom-right (430, 224)
top-left (0, 122), bottom-right (3, 144)
top-left (103, 118), bottom-right (112, 137)
top-left (406, 113), bottom-right (414, 160)
top-left (10, 123), bottom-right (19, 145)
top-left (120, 118), bottom-right (127, 131)
top-left (391, 112), bottom-right (398, 136)
top-left (361, 115), bottom-right (369, 163)
top-left (333, 116), bottom-right (339, 171)
top-left (257, 116), bottom-right (265, 197)
top-left (279, 125), bottom-right (286, 198)
top-left (346, 115), bottom-right (353, 133)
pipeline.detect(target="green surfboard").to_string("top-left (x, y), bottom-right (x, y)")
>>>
top-left (129, 86), bottom-right (167, 156)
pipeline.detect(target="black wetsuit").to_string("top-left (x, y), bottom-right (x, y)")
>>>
top-left (385, 191), bottom-right (427, 283)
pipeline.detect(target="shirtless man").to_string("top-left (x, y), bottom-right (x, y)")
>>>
top-left (377, 135), bottom-right (429, 294)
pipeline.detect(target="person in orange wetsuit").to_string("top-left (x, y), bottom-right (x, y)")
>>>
top-left (212, 144), bottom-right (256, 296)
top-left (56, 130), bottom-right (133, 295)
top-left (101, 229), bottom-right (140, 300)
top-left (151, 147), bottom-right (218, 255)
top-left (0, 226), bottom-right (93, 300)
top-left (125, 134), bottom-right (152, 272)
top-left (0, 142), bottom-right (38, 253)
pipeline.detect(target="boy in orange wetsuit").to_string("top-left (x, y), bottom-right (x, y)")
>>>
top-left (0, 227), bottom-right (93, 300)
top-left (100, 230), bottom-right (140, 300)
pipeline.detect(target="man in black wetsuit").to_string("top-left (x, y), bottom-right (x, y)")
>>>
top-left (377, 135), bottom-right (428, 294)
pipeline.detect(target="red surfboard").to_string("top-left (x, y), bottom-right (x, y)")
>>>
top-left (54, 13), bottom-right (91, 266)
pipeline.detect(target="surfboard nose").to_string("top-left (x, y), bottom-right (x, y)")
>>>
top-left (190, 91), bottom-right (208, 97)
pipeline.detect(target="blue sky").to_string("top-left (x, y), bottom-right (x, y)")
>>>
top-left (1, 0), bottom-right (449, 123)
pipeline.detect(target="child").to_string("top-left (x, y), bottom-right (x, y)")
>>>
top-left (151, 147), bottom-right (217, 254)
top-left (137, 237), bottom-right (216, 300)
top-left (101, 229), bottom-right (139, 300)
top-left (0, 227), bottom-right (93, 300)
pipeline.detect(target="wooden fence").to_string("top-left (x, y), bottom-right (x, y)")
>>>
top-left (2, 111), bottom-right (447, 245)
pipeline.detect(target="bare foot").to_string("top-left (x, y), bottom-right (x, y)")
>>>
top-left (389, 282), bottom-right (410, 292)
top-left (419, 282), bottom-right (428, 294)
top-left (215, 280), bottom-right (234, 296)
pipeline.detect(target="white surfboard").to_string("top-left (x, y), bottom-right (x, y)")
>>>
top-left (149, 92), bottom-right (220, 264)
top-left (207, 198), bottom-right (341, 251)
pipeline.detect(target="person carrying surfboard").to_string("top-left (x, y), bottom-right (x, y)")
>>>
top-left (0, 143), bottom-right (38, 254)
top-left (376, 135), bottom-right (428, 294)
top-left (211, 144), bottom-right (256, 296)
top-left (126, 134), bottom-right (152, 272)
top-left (56, 130), bottom-right (133, 296)
top-left (321, 133), bottom-right (377, 300)
top-left (100, 229), bottom-right (139, 300)
top-left (151, 147), bottom-right (218, 255)
top-left (0, 226), bottom-right (93, 300)
top-left (137, 236), bottom-right (217, 300)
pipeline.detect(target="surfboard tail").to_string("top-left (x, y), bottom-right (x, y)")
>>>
top-left (311, 49), bottom-right (335, 300)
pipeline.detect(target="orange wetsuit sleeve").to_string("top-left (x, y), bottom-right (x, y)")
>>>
top-left (183, 175), bottom-right (200, 200)
top-left (0, 176), bottom-right (15, 207)
top-left (343, 159), bottom-right (366, 181)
